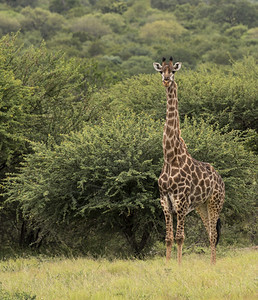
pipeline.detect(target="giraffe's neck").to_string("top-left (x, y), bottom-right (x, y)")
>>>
top-left (163, 82), bottom-right (184, 164)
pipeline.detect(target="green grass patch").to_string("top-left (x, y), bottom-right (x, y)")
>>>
top-left (0, 248), bottom-right (257, 299)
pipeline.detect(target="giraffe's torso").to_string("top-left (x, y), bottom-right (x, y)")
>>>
top-left (159, 153), bottom-right (225, 215)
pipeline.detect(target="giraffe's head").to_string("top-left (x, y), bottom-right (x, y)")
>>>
top-left (153, 57), bottom-right (182, 88)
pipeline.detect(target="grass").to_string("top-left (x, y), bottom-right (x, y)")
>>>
top-left (0, 248), bottom-right (257, 300)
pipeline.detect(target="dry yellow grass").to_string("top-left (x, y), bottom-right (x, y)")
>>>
top-left (0, 248), bottom-right (257, 299)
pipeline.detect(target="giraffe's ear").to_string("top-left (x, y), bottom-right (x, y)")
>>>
top-left (153, 62), bottom-right (162, 72)
top-left (173, 62), bottom-right (182, 72)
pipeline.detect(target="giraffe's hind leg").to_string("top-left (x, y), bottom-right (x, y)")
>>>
top-left (160, 195), bottom-right (174, 262)
top-left (196, 204), bottom-right (210, 235)
top-left (208, 193), bottom-right (224, 264)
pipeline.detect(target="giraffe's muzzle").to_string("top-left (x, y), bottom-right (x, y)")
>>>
top-left (163, 80), bottom-right (171, 87)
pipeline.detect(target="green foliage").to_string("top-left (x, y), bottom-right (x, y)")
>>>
top-left (69, 14), bottom-right (112, 39)
top-left (0, 0), bottom-right (257, 68)
top-left (0, 0), bottom-right (39, 7)
top-left (0, 33), bottom-right (116, 251)
top-left (0, 11), bottom-right (21, 36)
top-left (123, 0), bottom-right (151, 22)
top-left (0, 32), bottom-right (117, 183)
top-left (150, 0), bottom-right (179, 10)
top-left (139, 20), bottom-right (187, 44)
top-left (4, 113), bottom-right (163, 255)
top-left (243, 26), bottom-right (258, 42)
top-left (177, 57), bottom-right (258, 134)
top-left (225, 24), bottom-right (248, 39)
top-left (0, 34), bottom-right (111, 146)
top-left (20, 7), bottom-right (65, 40)
top-left (0, 36), bottom-right (32, 171)
top-left (49, 0), bottom-right (81, 14)
top-left (100, 0), bottom-right (128, 14)
top-left (210, 0), bottom-right (258, 27)
top-left (120, 56), bottom-right (155, 76)
top-left (8, 44), bottom-right (85, 143)
top-left (91, 58), bottom-right (258, 138)
top-left (89, 74), bottom-right (165, 119)
top-left (4, 112), bottom-right (257, 253)
top-left (101, 13), bottom-right (126, 34)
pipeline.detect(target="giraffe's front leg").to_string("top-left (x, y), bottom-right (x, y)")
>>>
top-left (175, 198), bottom-right (189, 265)
top-left (165, 213), bottom-right (173, 262)
top-left (160, 195), bottom-right (173, 262)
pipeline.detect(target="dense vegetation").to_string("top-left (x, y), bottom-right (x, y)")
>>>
top-left (0, 0), bottom-right (257, 73)
top-left (0, 0), bottom-right (257, 257)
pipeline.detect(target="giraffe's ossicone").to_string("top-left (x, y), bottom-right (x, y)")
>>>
top-left (153, 57), bottom-right (225, 264)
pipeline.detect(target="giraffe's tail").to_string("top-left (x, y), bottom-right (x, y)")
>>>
top-left (216, 218), bottom-right (221, 247)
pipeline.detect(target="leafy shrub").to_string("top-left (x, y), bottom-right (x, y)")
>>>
top-left (89, 74), bottom-right (165, 120)
top-left (101, 1), bottom-right (128, 14)
top-left (139, 20), bottom-right (187, 44)
top-left (177, 57), bottom-right (258, 134)
top-left (101, 13), bottom-right (126, 33)
top-left (124, 1), bottom-right (151, 22)
top-left (49, 0), bottom-right (81, 13)
top-left (120, 56), bottom-right (155, 76)
top-left (20, 7), bottom-right (65, 40)
top-left (4, 113), bottom-right (163, 255)
top-left (0, 12), bottom-right (21, 35)
top-left (70, 15), bottom-right (111, 39)
top-left (0, 34), bottom-right (115, 250)
top-left (225, 24), bottom-right (248, 39)
top-left (243, 27), bottom-right (258, 43)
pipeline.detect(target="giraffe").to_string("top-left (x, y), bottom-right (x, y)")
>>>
top-left (153, 57), bottom-right (225, 264)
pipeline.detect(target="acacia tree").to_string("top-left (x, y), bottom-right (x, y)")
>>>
top-left (4, 113), bottom-right (163, 255)
top-left (0, 34), bottom-right (113, 249)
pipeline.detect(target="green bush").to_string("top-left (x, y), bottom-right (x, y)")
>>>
top-left (177, 57), bottom-right (258, 134)
top-left (49, 0), bottom-right (81, 13)
top-left (69, 15), bottom-right (111, 39)
top-left (101, 13), bottom-right (126, 33)
top-left (0, 12), bottom-right (21, 35)
top-left (0, 34), bottom-right (116, 250)
top-left (4, 113), bottom-right (163, 255)
top-left (120, 56), bottom-right (155, 76)
top-left (20, 7), bottom-right (65, 40)
top-left (89, 74), bottom-right (165, 120)
top-left (139, 20), bottom-right (187, 44)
